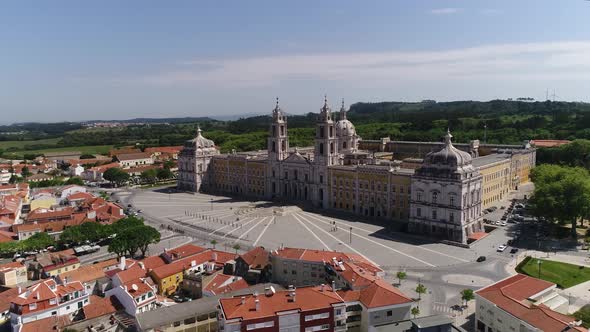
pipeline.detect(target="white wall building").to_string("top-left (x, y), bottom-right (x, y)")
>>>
top-left (409, 130), bottom-right (484, 244)
top-left (177, 126), bottom-right (219, 192)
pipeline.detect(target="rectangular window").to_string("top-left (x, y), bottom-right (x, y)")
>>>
top-left (29, 303), bottom-right (37, 310)
top-left (305, 312), bottom-right (330, 321)
top-left (49, 299), bottom-right (57, 305)
top-left (246, 321), bottom-right (274, 330)
top-left (305, 324), bottom-right (330, 332)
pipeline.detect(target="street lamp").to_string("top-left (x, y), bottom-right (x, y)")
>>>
top-left (537, 259), bottom-right (542, 278)
top-left (349, 227), bottom-right (353, 244)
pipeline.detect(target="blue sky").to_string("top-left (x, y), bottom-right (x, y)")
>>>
top-left (1, 0), bottom-right (590, 123)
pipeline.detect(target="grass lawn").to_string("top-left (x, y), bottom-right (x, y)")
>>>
top-left (24, 145), bottom-right (114, 157)
top-left (517, 257), bottom-right (590, 289)
top-left (0, 138), bottom-right (62, 149)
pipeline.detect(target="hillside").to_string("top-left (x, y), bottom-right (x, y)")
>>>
top-left (1, 100), bottom-right (590, 157)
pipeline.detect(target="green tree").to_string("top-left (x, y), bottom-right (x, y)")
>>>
top-left (157, 167), bottom-right (174, 180)
top-left (396, 271), bottom-right (407, 286)
top-left (163, 160), bottom-right (175, 169)
top-left (21, 166), bottom-right (31, 178)
top-left (411, 306), bottom-right (420, 319)
top-left (415, 283), bottom-right (427, 301)
top-left (461, 289), bottom-right (475, 307)
top-left (80, 222), bottom-right (105, 243)
top-left (103, 167), bottom-right (130, 187)
top-left (65, 176), bottom-right (84, 185)
top-left (232, 244), bottom-right (241, 254)
top-left (135, 225), bottom-right (161, 257)
top-left (25, 232), bottom-right (55, 251)
top-left (210, 239), bottom-right (217, 249)
top-left (529, 165), bottom-right (590, 238)
top-left (59, 226), bottom-right (85, 245)
top-left (140, 169), bottom-right (158, 184)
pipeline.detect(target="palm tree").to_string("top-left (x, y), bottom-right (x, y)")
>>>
top-left (232, 244), bottom-right (241, 254)
top-left (210, 239), bottom-right (217, 249)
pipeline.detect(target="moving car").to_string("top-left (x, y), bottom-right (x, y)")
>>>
top-left (497, 245), bottom-right (507, 252)
top-left (510, 248), bottom-right (519, 254)
top-left (476, 256), bottom-right (487, 262)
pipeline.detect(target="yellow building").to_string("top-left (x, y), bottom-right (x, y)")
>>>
top-left (510, 150), bottom-right (536, 188)
top-left (30, 197), bottom-right (57, 211)
top-left (473, 155), bottom-right (512, 209)
top-left (328, 165), bottom-right (412, 222)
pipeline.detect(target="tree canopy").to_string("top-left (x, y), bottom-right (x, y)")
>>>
top-left (529, 164), bottom-right (590, 238)
top-left (103, 167), bottom-right (130, 186)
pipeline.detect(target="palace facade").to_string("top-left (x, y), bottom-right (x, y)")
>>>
top-left (177, 98), bottom-right (536, 244)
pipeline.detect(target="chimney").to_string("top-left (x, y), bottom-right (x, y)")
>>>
top-left (138, 262), bottom-right (145, 270)
top-left (17, 287), bottom-right (22, 294)
top-left (331, 280), bottom-right (336, 292)
top-left (291, 291), bottom-right (296, 302)
top-left (241, 296), bottom-right (246, 305)
top-left (119, 256), bottom-right (126, 270)
top-left (212, 252), bottom-right (218, 261)
top-left (64, 276), bottom-right (69, 284)
top-left (320, 284), bottom-right (325, 292)
top-left (255, 299), bottom-right (260, 311)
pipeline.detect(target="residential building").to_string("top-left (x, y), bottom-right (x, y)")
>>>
top-left (57, 184), bottom-right (87, 199)
top-left (9, 279), bottom-right (90, 330)
top-left (0, 194), bottom-right (22, 225)
top-left (0, 287), bottom-right (20, 324)
top-left (116, 152), bottom-right (154, 168)
top-left (475, 274), bottom-right (585, 332)
top-left (149, 249), bottom-right (235, 295)
top-left (233, 246), bottom-right (271, 283)
top-left (269, 247), bottom-right (382, 288)
top-left (0, 169), bottom-right (11, 185)
top-left (219, 285), bottom-right (347, 332)
top-left (0, 261), bottom-right (27, 286)
top-left (202, 273), bottom-right (249, 297)
top-left (26, 173), bottom-right (54, 182)
top-left (30, 249), bottom-right (80, 278)
top-left (104, 277), bottom-right (157, 316)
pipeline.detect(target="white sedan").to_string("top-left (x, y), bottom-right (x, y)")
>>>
top-left (497, 245), bottom-right (507, 252)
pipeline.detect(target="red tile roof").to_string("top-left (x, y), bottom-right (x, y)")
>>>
top-left (238, 246), bottom-right (269, 269)
top-left (140, 255), bottom-right (167, 271)
top-left (0, 287), bottom-right (20, 312)
top-left (357, 279), bottom-right (413, 308)
top-left (83, 295), bottom-right (122, 320)
top-left (476, 274), bottom-right (584, 332)
top-left (117, 152), bottom-right (152, 161)
top-left (11, 279), bottom-right (84, 306)
top-left (531, 140), bottom-right (571, 148)
top-left (162, 244), bottom-right (207, 262)
top-left (20, 315), bottom-right (71, 332)
top-left (220, 285), bottom-right (344, 321)
top-left (114, 264), bottom-right (147, 284)
top-left (150, 249), bottom-right (235, 280)
top-left (203, 274), bottom-right (249, 295)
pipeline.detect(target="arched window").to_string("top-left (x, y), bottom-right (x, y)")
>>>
top-left (319, 143), bottom-right (324, 155)
top-left (343, 141), bottom-right (347, 149)
top-left (330, 142), bottom-right (334, 154)
top-left (432, 192), bottom-right (438, 204)
top-left (449, 195), bottom-right (455, 206)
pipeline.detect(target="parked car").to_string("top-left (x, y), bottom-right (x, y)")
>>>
top-left (500, 221), bottom-right (507, 226)
top-left (495, 221), bottom-right (502, 226)
top-left (476, 256), bottom-right (487, 262)
top-left (497, 245), bottom-right (507, 252)
top-left (510, 248), bottom-right (519, 254)
top-left (501, 215), bottom-right (508, 221)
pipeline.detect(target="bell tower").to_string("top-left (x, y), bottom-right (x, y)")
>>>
top-left (314, 96), bottom-right (338, 166)
top-left (268, 97), bottom-right (289, 161)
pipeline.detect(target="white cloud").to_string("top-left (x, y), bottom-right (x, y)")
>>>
top-left (135, 41), bottom-right (590, 88)
top-left (429, 8), bottom-right (462, 15)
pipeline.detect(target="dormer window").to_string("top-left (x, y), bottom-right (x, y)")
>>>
top-left (29, 303), bottom-right (37, 310)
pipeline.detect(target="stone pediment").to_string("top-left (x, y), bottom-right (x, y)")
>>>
top-left (283, 152), bottom-right (310, 164)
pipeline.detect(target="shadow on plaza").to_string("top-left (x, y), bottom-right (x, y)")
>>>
top-left (503, 222), bottom-right (580, 253)
top-left (303, 207), bottom-right (443, 246)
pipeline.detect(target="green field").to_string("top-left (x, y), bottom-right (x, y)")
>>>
top-left (517, 257), bottom-right (590, 289)
top-left (0, 138), bottom-right (62, 149)
top-left (21, 145), bottom-right (114, 157)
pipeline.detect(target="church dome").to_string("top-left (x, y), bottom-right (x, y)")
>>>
top-left (186, 126), bottom-right (215, 149)
top-left (335, 99), bottom-right (356, 137)
top-left (336, 119), bottom-right (356, 137)
top-left (423, 130), bottom-right (472, 168)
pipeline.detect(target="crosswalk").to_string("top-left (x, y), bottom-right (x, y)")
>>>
top-left (432, 302), bottom-right (458, 315)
